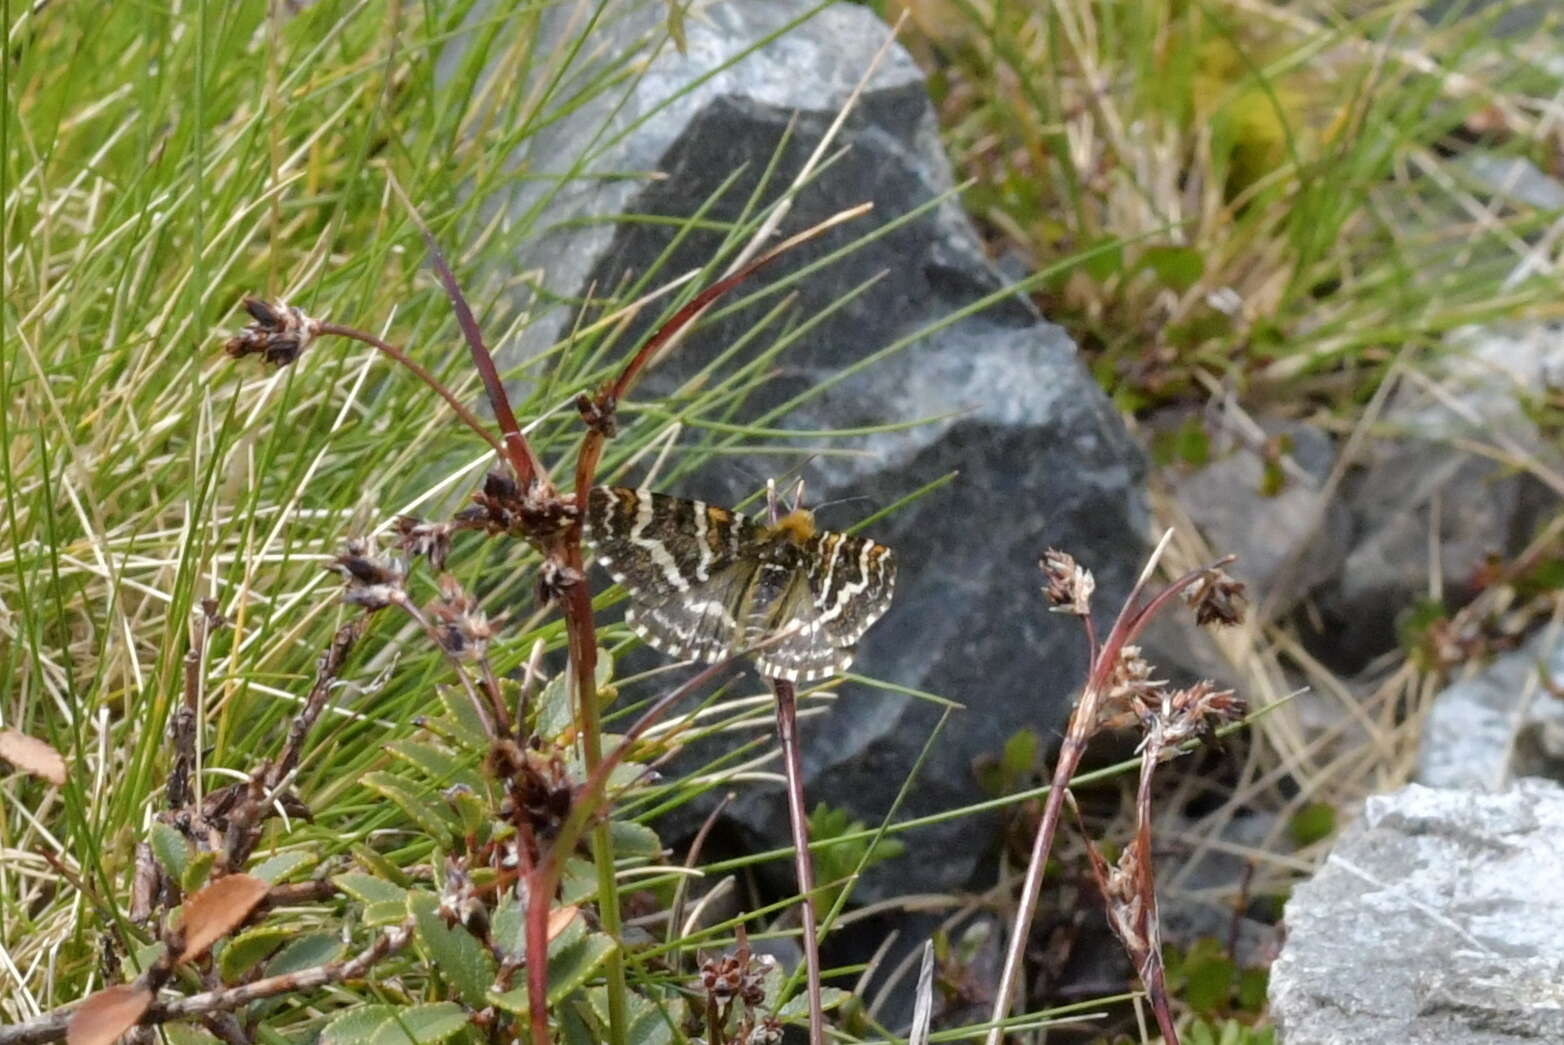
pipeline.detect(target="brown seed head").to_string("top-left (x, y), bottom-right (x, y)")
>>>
top-left (1183, 567), bottom-right (1247, 627)
top-left (223, 297), bottom-right (321, 367)
top-left (1040, 548), bottom-right (1095, 616)
top-left (327, 539), bottom-right (406, 611)
top-left (428, 575), bottom-right (495, 659)
top-left (395, 516), bottom-right (454, 572)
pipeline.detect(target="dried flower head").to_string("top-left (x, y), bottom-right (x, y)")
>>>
top-left (1104, 645), bottom-right (1165, 714)
top-left (576, 389), bottom-right (618, 438)
top-left (1103, 847), bottom-right (1147, 957)
top-left (699, 953), bottom-right (745, 1001)
top-left (487, 737), bottom-right (575, 839)
top-left (1139, 681), bottom-right (1246, 751)
top-left (395, 516), bottom-right (454, 572)
top-left (1040, 549), bottom-right (1095, 616)
top-left (327, 540), bottom-right (406, 611)
top-left (453, 472), bottom-right (575, 543)
top-left (428, 575), bottom-right (495, 659)
top-left (223, 297), bottom-right (321, 367)
top-left (739, 1017), bottom-right (784, 1045)
top-left (1183, 567), bottom-right (1247, 627)
top-left (536, 555), bottom-right (584, 607)
top-left (696, 943), bottom-right (774, 1007)
top-left (438, 857), bottom-right (486, 935)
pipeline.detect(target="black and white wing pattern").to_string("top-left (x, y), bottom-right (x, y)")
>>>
top-left (584, 486), bottom-right (896, 683)
top-left (584, 486), bottom-right (756, 663)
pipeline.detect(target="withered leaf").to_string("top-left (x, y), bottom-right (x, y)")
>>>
top-left (178, 873), bottom-right (270, 962)
top-left (548, 904), bottom-right (579, 941)
top-left (66, 983), bottom-right (152, 1045)
top-left (0, 727), bottom-right (67, 786)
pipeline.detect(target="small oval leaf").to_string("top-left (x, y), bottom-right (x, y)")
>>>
top-left (67, 984), bottom-right (152, 1045)
top-left (320, 1004), bottom-right (399, 1045)
top-left (0, 727), bottom-right (66, 786)
top-left (217, 925), bottom-right (292, 983)
top-left (178, 873), bottom-right (269, 962)
top-left (408, 891), bottom-right (496, 1007)
top-left (368, 1001), bottom-right (469, 1045)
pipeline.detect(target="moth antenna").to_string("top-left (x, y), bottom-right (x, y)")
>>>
top-left (810, 494), bottom-right (875, 516)
top-left (766, 477), bottom-right (782, 526)
top-left (788, 477), bottom-right (807, 515)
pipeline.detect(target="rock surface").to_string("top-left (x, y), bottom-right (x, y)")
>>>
top-left (1416, 626), bottom-right (1564, 789)
top-left (1166, 419), bottom-right (1349, 619)
top-left (1270, 781), bottom-right (1564, 1044)
top-left (488, 1), bottom-right (1148, 895)
top-left (1312, 322), bottom-right (1563, 670)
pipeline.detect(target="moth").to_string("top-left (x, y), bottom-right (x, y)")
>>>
top-left (583, 486), bottom-right (896, 682)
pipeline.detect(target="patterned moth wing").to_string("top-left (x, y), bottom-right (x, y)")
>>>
top-left (583, 486), bottom-right (896, 682)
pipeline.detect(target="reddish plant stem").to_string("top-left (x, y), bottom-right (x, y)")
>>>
top-left (772, 679), bottom-right (825, 1045)
top-left (1130, 751), bottom-right (1179, 1045)
top-left (984, 555), bottom-right (1233, 1044)
top-left (399, 207), bottom-right (541, 484)
top-left (524, 658), bottom-right (736, 1045)
top-left (317, 323), bottom-right (507, 462)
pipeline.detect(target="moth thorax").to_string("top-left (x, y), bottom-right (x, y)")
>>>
top-left (769, 508), bottom-right (817, 544)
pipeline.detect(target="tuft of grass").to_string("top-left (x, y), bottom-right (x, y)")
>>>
top-left (887, 0), bottom-right (1564, 412)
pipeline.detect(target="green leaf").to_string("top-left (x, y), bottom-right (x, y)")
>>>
top-left (334, 872), bottom-right (409, 906)
top-left (409, 891), bottom-right (496, 1007)
top-left (487, 932), bottom-right (617, 1015)
top-left (351, 844), bottom-right (412, 888)
top-left (448, 787), bottom-right (490, 841)
top-left (217, 926), bottom-right (291, 983)
top-left (1236, 966), bottom-right (1269, 1012)
top-left (491, 893), bottom-right (524, 960)
top-left (1175, 415), bottom-right (1211, 467)
top-left (161, 1024), bottom-right (223, 1045)
top-left (362, 771), bottom-right (457, 843)
top-left (536, 648), bottom-right (612, 740)
top-left (626, 993), bottom-right (680, 1045)
top-left (128, 942), bottom-right (166, 980)
top-left (1141, 244), bottom-right (1205, 293)
top-left (368, 1002), bottom-right (469, 1045)
top-left (266, 933), bottom-right (345, 976)
top-left (1000, 728), bottom-right (1038, 783)
top-left (780, 986), bottom-right (851, 1020)
top-left (320, 1005), bottom-right (399, 1045)
top-left (365, 900), bottom-right (409, 926)
top-left (387, 739), bottom-right (482, 792)
top-left (149, 822), bottom-right (189, 884)
top-left (604, 820), bottom-right (662, 861)
top-left (435, 685), bottom-right (490, 750)
top-left (808, 803), bottom-right (906, 912)
top-left (1288, 802), bottom-right (1336, 847)
top-left (181, 850), bottom-right (216, 894)
top-left (1182, 938), bottom-right (1236, 1014)
top-left (560, 857), bottom-right (600, 905)
top-left (582, 987), bottom-right (681, 1045)
top-left (1079, 235), bottom-right (1125, 281)
top-left (560, 1000), bottom-right (598, 1045)
top-left (249, 850), bottom-right (315, 884)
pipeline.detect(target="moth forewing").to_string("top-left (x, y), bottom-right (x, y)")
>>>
top-left (585, 485), bottom-right (896, 681)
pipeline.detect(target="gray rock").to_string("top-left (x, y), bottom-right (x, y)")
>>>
top-left (1167, 420), bottom-right (1349, 618)
top-left (1416, 626), bottom-right (1564, 789)
top-left (1315, 323), bottom-right (1563, 669)
top-left (1270, 781), bottom-right (1564, 1044)
top-left (484, 0), bottom-right (1147, 896)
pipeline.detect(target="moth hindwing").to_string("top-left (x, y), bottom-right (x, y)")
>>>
top-left (583, 486), bottom-right (896, 682)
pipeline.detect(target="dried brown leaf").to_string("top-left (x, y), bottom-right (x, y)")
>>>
top-left (0, 727), bottom-right (67, 786)
top-left (178, 873), bottom-right (270, 962)
top-left (66, 984), bottom-right (152, 1045)
top-left (548, 904), bottom-right (579, 941)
